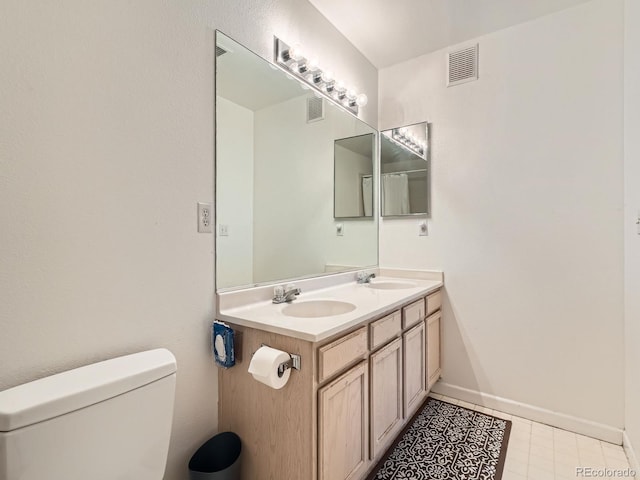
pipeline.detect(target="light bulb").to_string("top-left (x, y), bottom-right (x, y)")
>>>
top-left (399, 127), bottom-right (408, 135)
top-left (289, 44), bottom-right (304, 61)
top-left (334, 80), bottom-right (346, 92)
top-left (356, 94), bottom-right (368, 107)
top-left (346, 88), bottom-right (357, 100)
top-left (289, 62), bottom-right (299, 72)
top-left (321, 70), bottom-right (334, 83)
top-left (307, 57), bottom-right (320, 71)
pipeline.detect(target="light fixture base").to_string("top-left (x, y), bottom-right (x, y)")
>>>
top-left (274, 37), bottom-right (361, 116)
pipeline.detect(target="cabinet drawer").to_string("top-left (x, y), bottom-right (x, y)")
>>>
top-left (402, 298), bottom-right (425, 329)
top-left (370, 311), bottom-right (401, 350)
top-left (318, 326), bottom-right (368, 383)
top-left (426, 290), bottom-right (442, 316)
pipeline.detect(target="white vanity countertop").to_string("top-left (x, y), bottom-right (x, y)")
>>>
top-left (217, 273), bottom-right (443, 342)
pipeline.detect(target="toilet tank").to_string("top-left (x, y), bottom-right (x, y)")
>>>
top-left (0, 349), bottom-right (177, 480)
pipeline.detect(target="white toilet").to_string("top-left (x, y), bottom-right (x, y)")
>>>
top-left (0, 348), bottom-right (177, 480)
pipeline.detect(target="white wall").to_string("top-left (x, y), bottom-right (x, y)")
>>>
top-left (379, 0), bottom-right (625, 434)
top-left (624, 0), bottom-right (640, 465)
top-left (0, 1), bottom-right (377, 479)
top-left (253, 95), bottom-right (378, 283)
top-left (216, 97), bottom-right (254, 288)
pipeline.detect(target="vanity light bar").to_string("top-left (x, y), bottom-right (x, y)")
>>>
top-left (391, 128), bottom-right (427, 159)
top-left (274, 37), bottom-right (368, 116)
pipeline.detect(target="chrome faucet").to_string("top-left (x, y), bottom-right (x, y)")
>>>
top-left (273, 286), bottom-right (302, 304)
top-left (357, 272), bottom-right (376, 284)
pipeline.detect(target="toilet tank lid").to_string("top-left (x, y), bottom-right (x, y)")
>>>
top-left (0, 348), bottom-right (176, 432)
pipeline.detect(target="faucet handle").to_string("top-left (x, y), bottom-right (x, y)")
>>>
top-left (357, 271), bottom-right (375, 284)
top-left (274, 285), bottom-right (284, 298)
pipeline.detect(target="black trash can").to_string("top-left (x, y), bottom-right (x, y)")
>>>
top-left (188, 432), bottom-right (241, 480)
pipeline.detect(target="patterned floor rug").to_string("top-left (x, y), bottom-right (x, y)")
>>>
top-left (367, 397), bottom-right (512, 480)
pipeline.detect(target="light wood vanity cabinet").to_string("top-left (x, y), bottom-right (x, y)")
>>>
top-left (370, 337), bottom-right (403, 459)
top-left (403, 321), bottom-right (427, 417)
top-left (427, 311), bottom-right (442, 389)
top-left (218, 287), bottom-right (442, 480)
top-left (318, 361), bottom-right (369, 480)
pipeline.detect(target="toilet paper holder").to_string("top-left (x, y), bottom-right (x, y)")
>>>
top-left (260, 344), bottom-right (301, 378)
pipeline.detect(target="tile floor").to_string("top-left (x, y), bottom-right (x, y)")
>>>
top-left (428, 393), bottom-right (633, 480)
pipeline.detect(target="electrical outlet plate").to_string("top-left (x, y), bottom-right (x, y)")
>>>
top-left (197, 202), bottom-right (213, 233)
top-left (218, 224), bottom-right (229, 236)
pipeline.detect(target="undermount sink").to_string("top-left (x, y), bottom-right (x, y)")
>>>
top-left (282, 300), bottom-right (356, 318)
top-left (367, 280), bottom-right (418, 290)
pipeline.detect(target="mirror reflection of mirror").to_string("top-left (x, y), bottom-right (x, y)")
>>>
top-left (380, 122), bottom-right (429, 217)
top-left (215, 31), bottom-right (378, 291)
top-left (334, 133), bottom-right (375, 218)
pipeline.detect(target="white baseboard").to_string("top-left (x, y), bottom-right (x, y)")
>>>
top-left (623, 431), bottom-right (639, 472)
top-left (432, 381), bottom-right (623, 444)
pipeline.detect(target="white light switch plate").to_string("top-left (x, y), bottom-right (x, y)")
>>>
top-left (336, 223), bottom-right (344, 236)
top-left (418, 220), bottom-right (428, 236)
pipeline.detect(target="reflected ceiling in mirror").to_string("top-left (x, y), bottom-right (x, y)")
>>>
top-left (215, 32), bottom-right (378, 290)
top-left (380, 122), bottom-right (430, 217)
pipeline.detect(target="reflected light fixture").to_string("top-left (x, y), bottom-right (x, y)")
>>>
top-left (391, 129), bottom-right (427, 159)
top-left (274, 36), bottom-right (368, 115)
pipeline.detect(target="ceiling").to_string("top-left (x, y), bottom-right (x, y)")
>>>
top-left (308, 0), bottom-right (592, 68)
top-left (336, 133), bottom-right (375, 158)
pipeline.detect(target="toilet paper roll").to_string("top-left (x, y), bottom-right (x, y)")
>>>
top-left (248, 346), bottom-right (291, 389)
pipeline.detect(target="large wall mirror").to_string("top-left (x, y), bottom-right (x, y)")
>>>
top-left (215, 32), bottom-right (378, 290)
top-left (380, 122), bottom-right (430, 216)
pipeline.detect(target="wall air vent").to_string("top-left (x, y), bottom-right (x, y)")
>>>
top-left (215, 46), bottom-right (228, 58)
top-left (447, 44), bottom-right (479, 87)
top-left (307, 96), bottom-right (325, 123)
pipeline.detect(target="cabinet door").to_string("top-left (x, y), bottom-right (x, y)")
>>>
top-left (403, 321), bottom-right (427, 417)
top-left (318, 361), bottom-right (369, 480)
top-left (427, 311), bottom-right (442, 389)
top-left (370, 338), bottom-right (403, 460)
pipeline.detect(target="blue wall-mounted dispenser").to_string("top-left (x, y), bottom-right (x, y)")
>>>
top-left (213, 321), bottom-right (236, 368)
